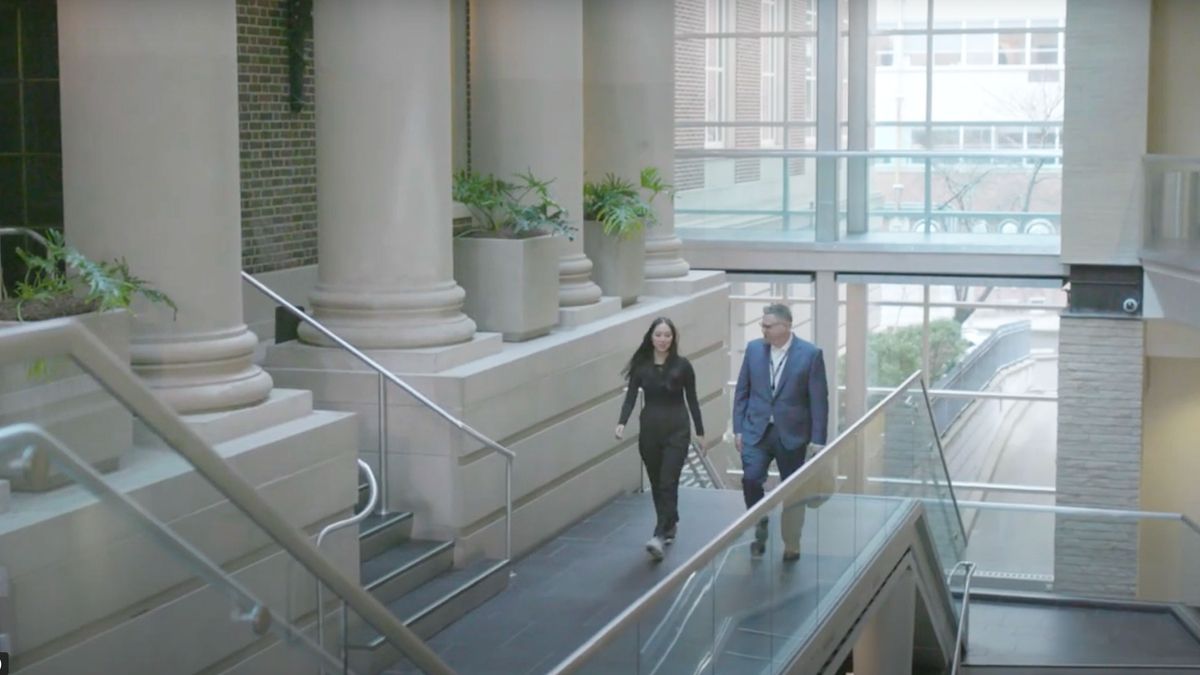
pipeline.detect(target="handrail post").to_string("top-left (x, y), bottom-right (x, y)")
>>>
top-left (378, 373), bottom-right (390, 517)
top-left (506, 458), bottom-right (513, 564)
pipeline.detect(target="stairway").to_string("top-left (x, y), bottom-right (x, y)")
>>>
top-left (348, 481), bottom-right (511, 674)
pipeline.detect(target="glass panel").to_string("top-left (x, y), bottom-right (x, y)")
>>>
top-left (997, 32), bottom-right (1026, 65)
top-left (0, 156), bottom-right (20, 223)
top-left (675, 156), bottom-right (818, 241)
top-left (19, 0), bottom-right (57, 79)
top-left (787, 38), bottom-right (816, 123)
top-left (0, 81), bottom-right (19, 152)
top-left (562, 373), bottom-right (955, 673)
top-left (927, 156), bottom-right (1062, 227)
top-left (1144, 162), bottom-right (1200, 269)
top-left (873, 0), bottom-right (927, 29)
top-left (789, 0), bottom-right (816, 34)
top-left (22, 80), bottom-right (60, 154)
top-left (963, 507), bottom-right (1200, 606)
top-left (24, 154), bottom-right (62, 226)
top-left (0, 3), bottom-right (17, 79)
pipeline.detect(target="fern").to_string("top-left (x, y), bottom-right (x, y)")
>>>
top-left (582, 167), bottom-right (672, 239)
top-left (5, 229), bottom-right (176, 321)
top-left (452, 169), bottom-right (574, 239)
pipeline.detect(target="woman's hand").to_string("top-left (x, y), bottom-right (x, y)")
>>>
top-left (614, 424), bottom-right (625, 440)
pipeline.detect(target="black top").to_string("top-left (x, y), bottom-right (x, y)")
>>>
top-left (618, 357), bottom-right (705, 436)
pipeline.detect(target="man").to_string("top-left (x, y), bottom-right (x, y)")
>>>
top-left (733, 303), bottom-right (829, 561)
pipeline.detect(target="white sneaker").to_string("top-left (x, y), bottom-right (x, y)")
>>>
top-left (645, 536), bottom-right (665, 561)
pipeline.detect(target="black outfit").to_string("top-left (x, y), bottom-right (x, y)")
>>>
top-left (619, 357), bottom-right (705, 538)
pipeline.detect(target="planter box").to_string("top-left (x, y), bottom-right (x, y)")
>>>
top-left (0, 310), bottom-right (133, 491)
top-left (583, 220), bottom-right (644, 307)
top-left (453, 235), bottom-right (560, 342)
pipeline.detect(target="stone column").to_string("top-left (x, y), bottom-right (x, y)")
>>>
top-left (58, 0), bottom-right (272, 414)
top-left (470, 0), bottom-right (603, 309)
top-left (302, 0), bottom-right (476, 349)
top-left (584, 0), bottom-right (689, 281)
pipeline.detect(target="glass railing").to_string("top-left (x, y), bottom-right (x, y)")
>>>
top-left (1144, 155), bottom-right (1200, 273)
top-left (549, 371), bottom-right (965, 674)
top-left (674, 149), bottom-right (1061, 249)
top-left (0, 319), bottom-right (452, 674)
top-left (959, 500), bottom-right (1200, 605)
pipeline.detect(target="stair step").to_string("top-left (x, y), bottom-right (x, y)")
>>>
top-left (361, 539), bottom-right (455, 605)
top-left (358, 511), bottom-right (413, 560)
top-left (348, 558), bottom-right (511, 673)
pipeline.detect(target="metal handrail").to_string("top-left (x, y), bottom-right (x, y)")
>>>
top-left (241, 271), bottom-right (515, 562)
top-left (676, 148), bottom-right (1062, 160)
top-left (315, 459), bottom-right (379, 673)
top-left (0, 318), bottom-right (455, 674)
top-left (686, 440), bottom-right (723, 489)
top-left (917, 382), bottom-right (970, 550)
top-left (0, 423), bottom-right (354, 675)
top-left (947, 561), bottom-right (978, 675)
top-left (546, 370), bottom-right (927, 675)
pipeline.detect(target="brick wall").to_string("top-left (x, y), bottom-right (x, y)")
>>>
top-left (1054, 316), bottom-right (1145, 597)
top-left (733, 0), bottom-right (761, 184)
top-left (674, 0), bottom-right (705, 191)
top-left (237, 0), bottom-right (318, 274)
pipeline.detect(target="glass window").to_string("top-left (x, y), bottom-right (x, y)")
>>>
top-left (964, 21), bottom-right (995, 65)
top-left (0, 1), bottom-right (63, 293)
top-left (1030, 22), bottom-right (1060, 65)
top-left (760, 2), bottom-right (784, 146)
top-left (997, 21), bottom-right (1027, 65)
top-left (705, 0), bottom-right (729, 147)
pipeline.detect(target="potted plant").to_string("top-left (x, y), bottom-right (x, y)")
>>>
top-left (0, 229), bottom-right (175, 491)
top-left (452, 169), bottom-right (574, 341)
top-left (582, 167), bottom-right (670, 306)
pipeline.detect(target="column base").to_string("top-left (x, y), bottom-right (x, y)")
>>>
top-left (559, 253), bottom-right (603, 307)
top-left (131, 325), bottom-right (274, 415)
top-left (300, 281), bottom-right (477, 349)
top-left (644, 232), bottom-right (690, 279)
top-left (558, 296), bottom-right (622, 330)
top-left (177, 388), bottom-right (315, 446)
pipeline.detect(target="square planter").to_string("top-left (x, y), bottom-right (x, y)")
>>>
top-left (453, 235), bottom-right (560, 342)
top-left (583, 220), bottom-right (644, 307)
top-left (0, 309), bottom-right (133, 491)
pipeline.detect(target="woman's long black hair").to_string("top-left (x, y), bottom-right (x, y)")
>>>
top-left (622, 316), bottom-right (684, 385)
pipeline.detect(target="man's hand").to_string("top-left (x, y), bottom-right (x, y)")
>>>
top-left (614, 424), bottom-right (625, 440)
top-left (809, 443), bottom-right (825, 455)
top-left (735, 433), bottom-right (743, 452)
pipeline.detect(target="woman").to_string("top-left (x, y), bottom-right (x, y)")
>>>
top-left (616, 316), bottom-right (705, 561)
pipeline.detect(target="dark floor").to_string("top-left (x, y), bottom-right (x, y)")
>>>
top-left (967, 600), bottom-right (1200, 666)
top-left (385, 488), bottom-right (908, 675)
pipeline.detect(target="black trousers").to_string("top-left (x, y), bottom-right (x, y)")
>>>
top-left (639, 412), bottom-right (691, 538)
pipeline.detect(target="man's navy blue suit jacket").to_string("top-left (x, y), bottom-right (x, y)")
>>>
top-left (733, 335), bottom-right (830, 451)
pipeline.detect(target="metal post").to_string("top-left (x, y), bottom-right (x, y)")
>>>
top-left (505, 459), bottom-right (513, 563)
top-left (378, 373), bottom-right (390, 516)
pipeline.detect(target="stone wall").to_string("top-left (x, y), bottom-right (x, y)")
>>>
top-left (1054, 316), bottom-right (1144, 596)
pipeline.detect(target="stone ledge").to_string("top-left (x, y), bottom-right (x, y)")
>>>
top-left (642, 269), bottom-right (726, 297)
top-left (265, 331), bottom-right (504, 374)
top-left (557, 296), bottom-right (622, 330)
